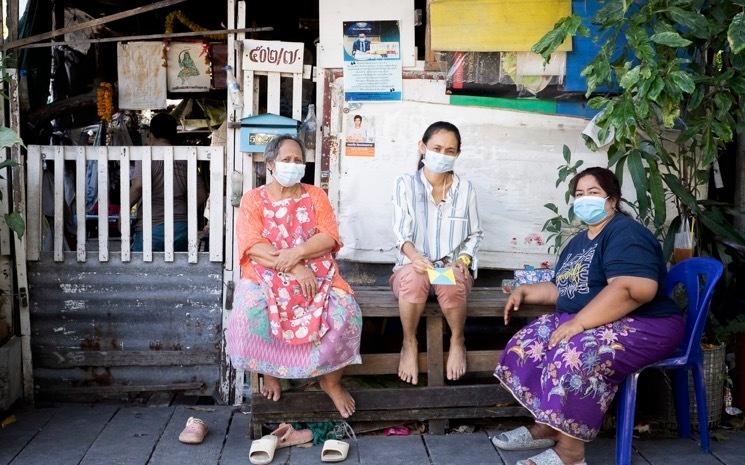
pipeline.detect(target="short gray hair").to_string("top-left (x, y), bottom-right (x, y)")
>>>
top-left (264, 134), bottom-right (306, 164)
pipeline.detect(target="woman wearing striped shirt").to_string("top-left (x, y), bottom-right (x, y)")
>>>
top-left (391, 121), bottom-right (483, 385)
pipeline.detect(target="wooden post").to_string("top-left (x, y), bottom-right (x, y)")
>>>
top-left (96, 147), bottom-right (109, 262)
top-left (187, 147), bottom-right (198, 263)
top-left (8, 69), bottom-right (32, 400)
top-left (120, 147), bottom-right (131, 262)
top-left (53, 146), bottom-right (64, 262)
top-left (75, 146), bottom-right (87, 262)
top-left (426, 315), bottom-right (447, 434)
top-left (163, 147), bottom-right (175, 262)
top-left (142, 147), bottom-right (153, 262)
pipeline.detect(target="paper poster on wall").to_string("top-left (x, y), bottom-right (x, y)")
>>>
top-left (117, 42), bottom-right (167, 110)
top-left (167, 42), bottom-right (212, 92)
top-left (344, 112), bottom-right (376, 156)
top-left (343, 21), bottom-right (402, 102)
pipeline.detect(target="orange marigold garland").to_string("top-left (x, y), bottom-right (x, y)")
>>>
top-left (96, 82), bottom-right (114, 122)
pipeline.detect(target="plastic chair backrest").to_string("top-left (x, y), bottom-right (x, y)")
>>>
top-left (662, 257), bottom-right (724, 361)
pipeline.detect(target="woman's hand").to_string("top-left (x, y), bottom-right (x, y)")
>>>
top-left (411, 254), bottom-right (433, 274)
top-left (503, 286), bottom-right (527, 325)
top-left (275, 247), bottom-right (304, 273)
top-left (548, 319), bottom-right (586, 349)
top-left (292, 264), bottom-right (318, 299)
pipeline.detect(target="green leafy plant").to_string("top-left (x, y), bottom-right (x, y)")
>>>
top-left (543, 145), bottom-right (583, 254)
top-left (534, 0), bottom-right (745, 259)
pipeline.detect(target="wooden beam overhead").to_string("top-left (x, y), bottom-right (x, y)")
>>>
top-left (14, 27), bottom-right (273, 49)
top-left (4, 0), bottom-right (190, 50)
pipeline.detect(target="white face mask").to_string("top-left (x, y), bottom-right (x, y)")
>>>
top-left (272, 161), bottom-right (306, 187)
top-left (423, 149), bottom-right (457, 173)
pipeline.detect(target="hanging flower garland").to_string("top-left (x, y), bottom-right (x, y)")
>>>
top-left (164, 10), bottom-right (223, 40)
top-left (96, 82), bottom-right (114, 122)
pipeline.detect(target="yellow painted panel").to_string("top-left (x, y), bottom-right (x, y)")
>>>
top-left (431, 0), bottom-right (572, 52)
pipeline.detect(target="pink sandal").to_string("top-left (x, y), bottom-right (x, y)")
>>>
top-left (270, 423), bottom-right (313, 448)
top-left (178, 417), bottom-right (208, 444)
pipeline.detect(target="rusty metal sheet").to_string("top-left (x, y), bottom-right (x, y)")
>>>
top-left (28, 253), bottom-right (222, 398)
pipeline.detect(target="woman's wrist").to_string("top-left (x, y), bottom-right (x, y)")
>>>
top-left (457, 254), bottom-right (472, 267)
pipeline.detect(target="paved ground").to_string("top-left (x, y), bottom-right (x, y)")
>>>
top-left (1, 405), bottom-right (743, 465)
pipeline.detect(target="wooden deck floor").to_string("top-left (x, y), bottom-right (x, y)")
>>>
top-left (1, 405), bottom-right (743, 465)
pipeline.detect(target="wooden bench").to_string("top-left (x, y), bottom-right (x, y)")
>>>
top-left (248, 286), bottom-right (551, 437)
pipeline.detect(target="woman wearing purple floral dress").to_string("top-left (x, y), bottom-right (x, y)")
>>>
top-left (493, 167), bottom-right (684, 465)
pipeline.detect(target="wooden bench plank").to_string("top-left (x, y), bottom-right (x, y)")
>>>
top-left (251, 385), bottom-right (516, 415)
top-left (345, 350), bottom-right (502, 375)
top-left (354, 287), bottom-right (548, 318)
top-left (425, 432), bottom-right (503, 465)
top-left (250, 406), bottom-right (527, 426)
top-left (79, 407), bottom-right (174, 465)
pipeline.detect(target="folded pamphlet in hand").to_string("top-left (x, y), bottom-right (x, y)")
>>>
top-left (427, 267), bottom-right (456, 285)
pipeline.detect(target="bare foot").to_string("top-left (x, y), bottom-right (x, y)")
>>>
top-left (398, 338), bottom-right (419, 385)
top-left (446, 338), bottom-right (467, 381)
top-left (261, 375), bottom-right (282, 401)
top-left (319, 377), bottom-right (356, 418)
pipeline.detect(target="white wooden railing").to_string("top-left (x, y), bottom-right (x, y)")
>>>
top-left (26, 145), bottom-right (224, 264)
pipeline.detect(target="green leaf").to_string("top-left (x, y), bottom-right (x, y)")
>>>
top-left (729, 12), bottom-right (745, 54)
top-left (562, 144), bottom-right (571, 163)
top-left (663, 174), bottom-right (699, 213)
top-left (648, 77), bottom-right (665, 101)
top-left (4, 212), bottom-right (24, 239)
top-left (668, 7), bottom-right (709, 39)
top-left (532, 15), bottom-right (586, 62)
top-left (620, 65), bottom-right (642, 90)
top-left (650, 31), bottom-right (693, 47)
top-left (0, 127), bottom-right (23, 149)
top-left (545, 203), bottom-right (559, 214)
top-left (713, 92), bottom-right (733, 119)
top-left (627, 151), bottom-right (649, 219)
top-left (662, 215), bottom-right (681, 261)
top-left (0, 160), bottom-right (18, 171)
top-left (615, 156), bottom-right (626, 187)
top-left (648, 163), bottom-right (667, 227)
top-left (670, 70), bottom-right (695, 93)
top-left (698, 208), bottom-right (745, 244)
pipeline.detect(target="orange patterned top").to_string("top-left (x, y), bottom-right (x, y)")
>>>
top-left (235, 184), bottom-right (353, 294)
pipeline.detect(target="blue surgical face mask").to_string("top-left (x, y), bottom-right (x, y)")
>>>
top-left (573, 195), bottom-right (609, 225)
top-left (272, 161), bottom-right (306, 187)
top-left (423, 149), bottom-right (457, 173)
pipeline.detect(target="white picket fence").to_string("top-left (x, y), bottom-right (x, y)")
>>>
top-left (25, 145), bottom-right (224, 264)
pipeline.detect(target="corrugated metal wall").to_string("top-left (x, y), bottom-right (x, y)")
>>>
top-left (28, 253), bottom-right (223, 399)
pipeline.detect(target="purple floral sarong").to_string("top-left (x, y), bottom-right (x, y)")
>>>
top-left (494, 312), bottom-right (684, 441)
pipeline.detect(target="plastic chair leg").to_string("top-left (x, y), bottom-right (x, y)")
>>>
top-left (671, 367), bottom-right (692, 439)
top-left (615, 372), bottom-right (639, 465)
top-left (691, 361), bottom-right (711, 453)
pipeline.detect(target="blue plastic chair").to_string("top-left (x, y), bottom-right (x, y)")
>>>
top-left (615, 257), bottom-right (724, 465)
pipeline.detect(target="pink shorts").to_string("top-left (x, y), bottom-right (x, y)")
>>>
top-left (390, 263), bottom-right (473, 309)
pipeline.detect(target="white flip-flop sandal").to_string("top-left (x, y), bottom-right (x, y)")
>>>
top-left (321, 439), bottom-right (350, 463)
top-left (517, 448), bottom-right (587, 465)
top-left (491, 426), bottom-right (556, 451)
top-left (249, 435), bottom-right (279, 465)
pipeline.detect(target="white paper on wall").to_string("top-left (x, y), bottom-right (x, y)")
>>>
top-left (117, 42), bottom-right (167, 110)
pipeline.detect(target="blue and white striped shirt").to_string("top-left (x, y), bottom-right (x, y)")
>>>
top-left (392, 169), bottom-right (483, 271)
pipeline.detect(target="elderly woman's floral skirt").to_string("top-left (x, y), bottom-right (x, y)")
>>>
top-left (226, 280), bottom-right (362, 379)
top-left (494, 312), bottom-right (684, 441)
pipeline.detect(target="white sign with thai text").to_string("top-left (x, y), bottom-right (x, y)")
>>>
top-left (242, 40), bottom-right (304, 73)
